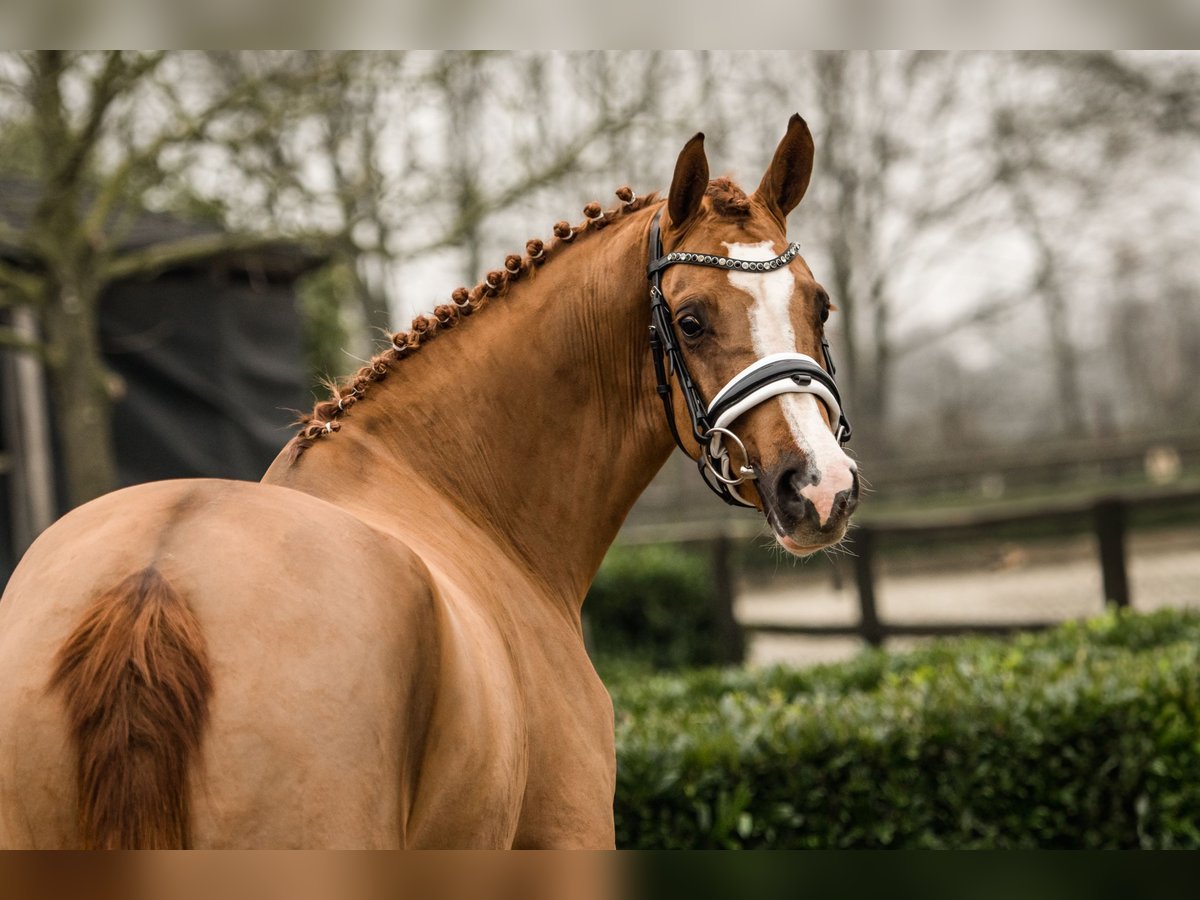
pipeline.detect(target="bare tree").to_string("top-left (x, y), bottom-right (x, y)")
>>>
top-left (0, 52), bottom-right (330, 507)
top-left (204, 51), bottom-right (664, 338)
top-left (801, 52), bottom-right (1003, 452)
top-left (983, 51), bottom-right (1200, 439)
top-left (0, 51), bottom-right (670, 510)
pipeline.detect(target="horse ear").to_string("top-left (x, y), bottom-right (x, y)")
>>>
top-left (667, 132), bottom-right (709, 231)
top-left (754, 114), bottom-right (815, 223)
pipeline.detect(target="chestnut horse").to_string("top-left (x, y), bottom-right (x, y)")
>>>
top-left (0, 116), bottom-right (858, 848)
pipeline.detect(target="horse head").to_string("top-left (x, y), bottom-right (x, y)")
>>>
top-left (651, 115), bottom-right (859, 555)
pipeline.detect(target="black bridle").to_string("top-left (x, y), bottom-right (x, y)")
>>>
top-left (646, 209), bottom-right (852, 507)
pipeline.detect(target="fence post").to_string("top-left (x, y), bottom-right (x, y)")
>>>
top-left (847, 527), bottom-right (884, 647)
top-left (710, 534), bottom-right (745, 664)
top-left (1094, 498), bottom-right (1131, 608)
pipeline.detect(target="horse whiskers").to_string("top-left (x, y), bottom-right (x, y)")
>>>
top-left (823, 528), bottom-right (860, 561)
top-left (287, 187), bottom-right (659, 460)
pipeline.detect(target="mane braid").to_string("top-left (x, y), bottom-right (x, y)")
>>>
top-left (286, 186), bottom-right (659, 462)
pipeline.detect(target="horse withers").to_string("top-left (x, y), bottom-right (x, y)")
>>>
top-left (0, 115), bottom-right (857, 848)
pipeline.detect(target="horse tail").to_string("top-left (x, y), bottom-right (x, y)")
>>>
top-left (49, 566), bottom-right (212, 849)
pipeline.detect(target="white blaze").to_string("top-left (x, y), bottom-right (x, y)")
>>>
top-left (725, 241), bottom-right (856, 526)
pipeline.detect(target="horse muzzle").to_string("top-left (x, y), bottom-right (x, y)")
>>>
top-left (757, 453), bottom-right (859, 555)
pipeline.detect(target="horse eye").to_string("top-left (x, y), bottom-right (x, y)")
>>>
top-left (816, 291), bottom-right (833, 325)
top-left (678, 314), bottom-right (705, 338)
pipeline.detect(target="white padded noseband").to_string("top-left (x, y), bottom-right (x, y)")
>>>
top-left (703, 352), bottom-right (846, 506)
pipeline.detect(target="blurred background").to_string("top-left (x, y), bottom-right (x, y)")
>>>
top-left (1, 50), bottom-right (1198, 662)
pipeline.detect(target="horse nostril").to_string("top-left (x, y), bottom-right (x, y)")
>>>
top-left (839, 483), bottom-right (859, 516)
top-left (769, 457), bottom-right (858, 532)
top-left (776, 465), bottom-right (817, 500)
top-left (771, 464), bottom-right (820, 528)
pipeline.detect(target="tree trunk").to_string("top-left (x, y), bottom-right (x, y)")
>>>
top-left (2, 304), bottom-right (58, 547)
top-left (816, 55), bottom-right (887, 452)
top-left (863, 275), bottom-right (893, 454)
top-left (1037, 259), bottom-right (1087, 437)
top-left (346, 250), bottom-right (392, 338)
top-left (1014, 193), bottom-right (1088, 438)
top-left (24, 52), bottom-right (119, 509)
top-left (41, 281), bottom-right (118, 508)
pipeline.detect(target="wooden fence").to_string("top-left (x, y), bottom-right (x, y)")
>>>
top-left (859, 431), bottom-right (1200, 501)
top-left (624, 430), bottom-right (1200, 533)
top-left (645, 486), bottom-right (1200, 658)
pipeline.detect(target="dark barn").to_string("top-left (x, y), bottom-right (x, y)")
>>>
top-left (0, 178), bottom-right (326, 585)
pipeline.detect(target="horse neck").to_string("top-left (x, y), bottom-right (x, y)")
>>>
top-left (268, 207), bottom-right (674, 608)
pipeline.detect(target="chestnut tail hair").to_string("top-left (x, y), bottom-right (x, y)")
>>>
top-left (49, 567), bottom-right (212, 849)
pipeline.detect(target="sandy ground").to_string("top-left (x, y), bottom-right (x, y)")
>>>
top-left (737, 528), bottom-right (1200, 667)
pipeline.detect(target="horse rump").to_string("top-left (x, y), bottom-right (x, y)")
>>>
top-left (49, 566), bottom-right (212, 849)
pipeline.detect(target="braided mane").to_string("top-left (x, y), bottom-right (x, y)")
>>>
top-left (286, 186), bottom-right (660, 461)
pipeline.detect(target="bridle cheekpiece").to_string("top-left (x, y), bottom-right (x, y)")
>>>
top-left (646, 209), bottom-right (852, 508)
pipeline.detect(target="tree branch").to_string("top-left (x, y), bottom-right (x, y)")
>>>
top-left (103, 232), bottom-right (330, 282)
top-left (0, 259), bottom-right (43, 303)
top-left (0, 325), bottom-right (46, 357)
top-left (84, 55), bottom-right (345, 242)
top-left (0, 216), bottom-right (28, 247)
top-left (406, 105), bottom-right (650, 258)
top-left (71, 52), bottom-right (167, 162)
top-left (893, 293), bottom-right (1029, 359)
top-left (60, 52), bottom-right (127, 178)
top-left (1022, 51), bottom-right (1200, 134)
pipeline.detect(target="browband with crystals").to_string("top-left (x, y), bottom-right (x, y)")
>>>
top-left (647, 242), bottom-right (802, 276)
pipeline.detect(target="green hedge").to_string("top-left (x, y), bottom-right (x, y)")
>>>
top-left (610, 608), bottom-right (1200, 849)
top-left (585, 544), bottom-right (721, 669)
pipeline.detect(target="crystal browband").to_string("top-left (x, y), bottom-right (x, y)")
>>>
top-left (648, 243), bottom-right (802, 275)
